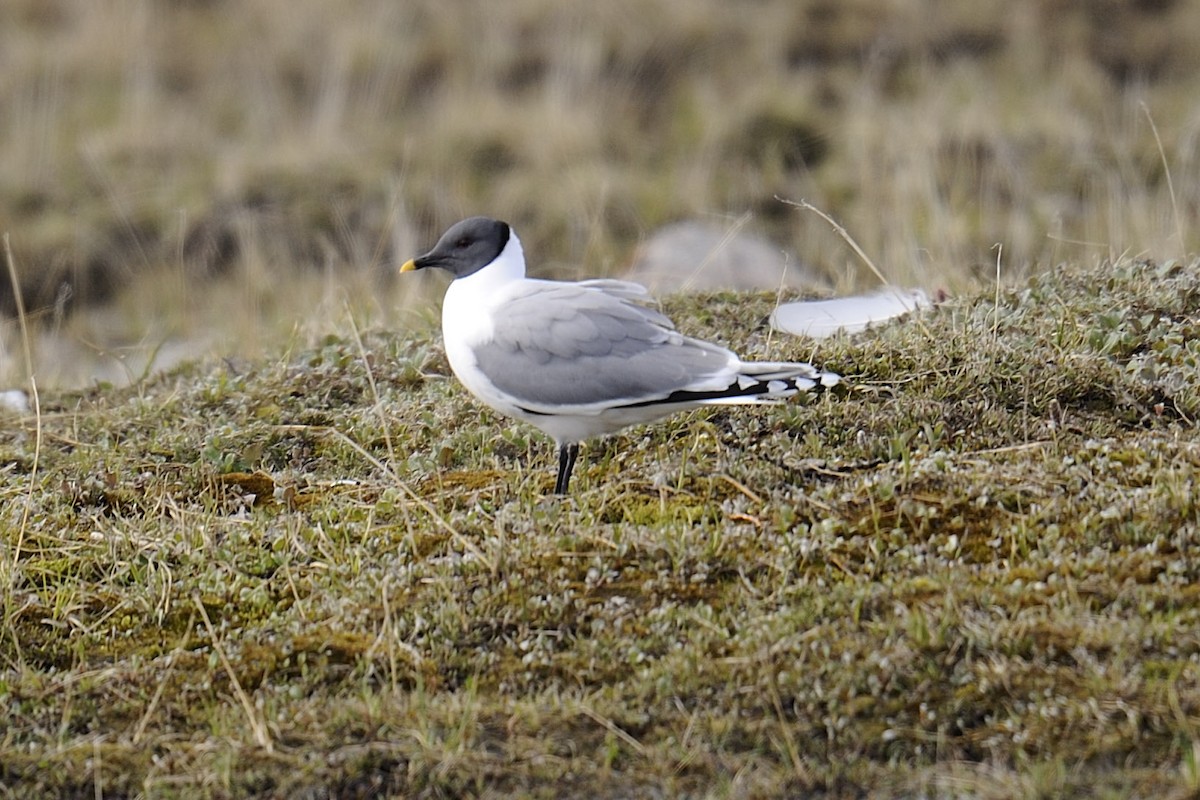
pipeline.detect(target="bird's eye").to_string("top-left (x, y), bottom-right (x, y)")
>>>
top-left (455, 237), bottom-right (470, 249)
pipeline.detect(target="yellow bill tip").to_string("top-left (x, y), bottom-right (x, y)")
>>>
top-left (399, 258), bottom-right (417, 273)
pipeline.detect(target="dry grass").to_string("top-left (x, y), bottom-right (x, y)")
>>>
top-left (3, 257), bottom-right (1200, 797)
top-left (2, 0), bottom-right (1200, 385)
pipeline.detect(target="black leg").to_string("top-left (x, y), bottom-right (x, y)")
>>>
top-left (554, 442), bottom-right (580, 495)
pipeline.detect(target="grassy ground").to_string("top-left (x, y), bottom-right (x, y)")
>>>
top-left (3, 256), bottom-right (1200, 797)
top-left (3, 2), bottom-right (1200, 797)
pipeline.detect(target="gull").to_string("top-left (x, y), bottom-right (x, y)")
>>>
top-left (401, 217), bottom-right (840, 494)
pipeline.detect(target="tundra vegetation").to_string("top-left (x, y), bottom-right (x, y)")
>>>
top-left (2, 1), bottom-right (1199, 797)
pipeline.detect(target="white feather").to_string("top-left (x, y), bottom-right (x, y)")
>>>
top-left (0, 389), bottom-right (30, 414)
top-left (771, 288), bottom-right (931, 338)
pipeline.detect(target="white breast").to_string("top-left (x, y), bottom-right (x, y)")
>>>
top-left (440, 234), bottom-right (529, 413)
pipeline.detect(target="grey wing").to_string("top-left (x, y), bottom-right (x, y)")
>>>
top-left (575, 278), bottom-right (653, 302)
top-left (474, 282), bottom-right (735, 408)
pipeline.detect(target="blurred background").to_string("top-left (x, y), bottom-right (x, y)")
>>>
top-left (1, 0), bottom-right (1197, 387)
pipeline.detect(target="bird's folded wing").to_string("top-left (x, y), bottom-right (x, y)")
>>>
top-left (472, 282), bottom-right (736, 409)
top-left (574, 278), bottom-right (653, 302)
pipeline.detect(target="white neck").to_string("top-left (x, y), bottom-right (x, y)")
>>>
top-left (441, 231), bottom-right (526, 343)
top-left (462, 231), bottom-right (526, 289)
